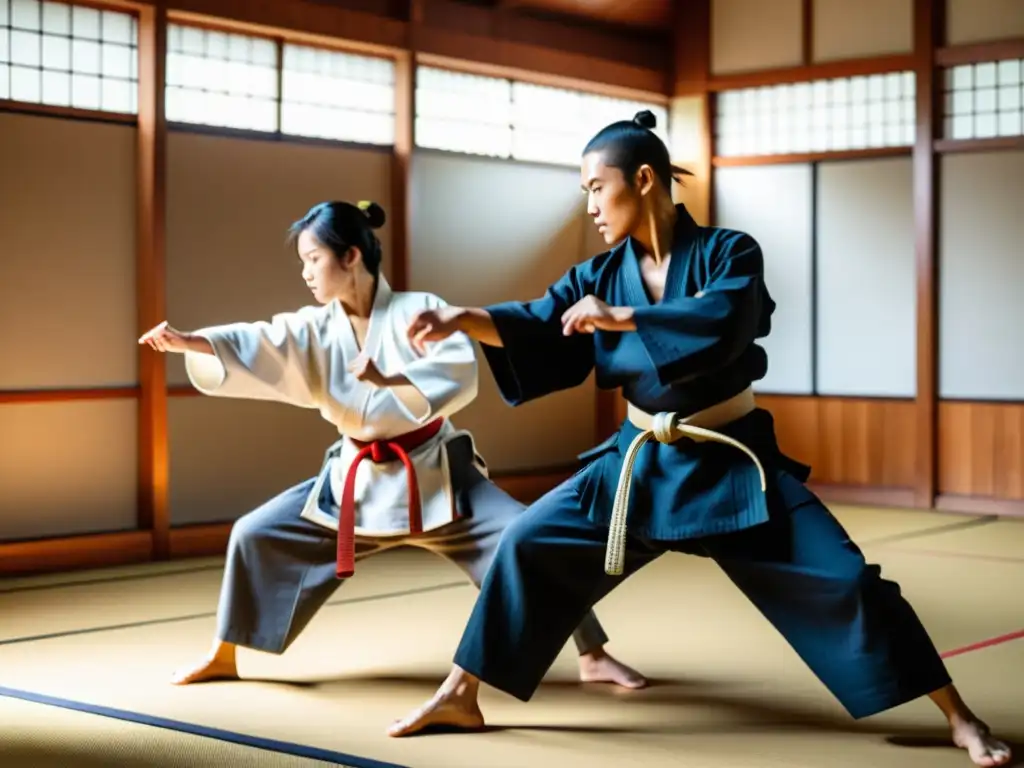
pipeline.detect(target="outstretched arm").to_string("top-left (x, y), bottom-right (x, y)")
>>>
top-left (140, 309), bottom-right (331, 409)
top-left (406, 267), bottom-right (596, 407)
top-left (407, 306), bottom-right (502, 350)
top-left (139, 322), bottom-right (214, 356)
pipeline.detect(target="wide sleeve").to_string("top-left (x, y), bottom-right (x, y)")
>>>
top-left (481, 265), bottom-right (595, 406)
top-left (183, 307), bottom-right (328, 409)
top-left (379, 297), bottom-right (479, 424)
top-left (632, 232), bottom-right (765, 387)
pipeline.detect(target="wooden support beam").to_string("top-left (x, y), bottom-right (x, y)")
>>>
top-left (912, 0), bottom-right (943, 509)
top-left (670, 0), bottom-right (712, 223)
top-left (801, 0), bottom-right (813, 65)
top-left (936, 38), bottom-right (1024, 66)
top-left (0, 387), bottom-right (140, 404)
top-left (935, 136), bottom-right (1024, 154)
top-left (706, 54), bottom-right (916, 93)
top-left (388, 0), bottom-right (421, 291)
top-left (713, 147), bottom-right (912, 167)
top-left (0, 99), bottom-right (137, 124)
top-left (136, 1), bottom-right (170, 557)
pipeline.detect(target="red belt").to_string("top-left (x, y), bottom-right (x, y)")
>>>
top-left (336, 417), bottom-right (445, 578)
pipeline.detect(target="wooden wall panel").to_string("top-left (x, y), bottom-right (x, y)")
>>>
top-left (938, 402), bottom-right (1024, 500)
top-left (711, 0), bottom-right (804, 75)
top-left (0, 113), bottom-right (138, 390)
top-left (758, 395), bottom-right (916, 493)
top-left (815, 398), bottom-right (917, 487)
top-left (0, 399), bottom-right (139, 541)
top-left (756, 394), bottom-right (820, 470)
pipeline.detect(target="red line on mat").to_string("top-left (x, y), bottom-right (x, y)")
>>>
top-left (941, 629), bottom-right (1024, 659)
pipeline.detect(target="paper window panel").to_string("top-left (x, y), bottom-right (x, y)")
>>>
top-left (0, 0), bottom-right (137, 113)
top-left (942, 59), bottom-right (1024, 140)
top-left (414, 66), bottom-right (512, 157)
top-left (414, 65), bottom-right (669, 165)
top-left (165, 23), bottom-right (278, 132)
top-left (280, 43), bottom-right (395, 145)
top-left (510, 81), bottom-right (670, 165)
top-left (715, 71), bottom-right (915, 156)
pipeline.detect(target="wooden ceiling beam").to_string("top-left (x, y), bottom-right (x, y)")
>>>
top-left (161, 0), bottom-right (672, 94)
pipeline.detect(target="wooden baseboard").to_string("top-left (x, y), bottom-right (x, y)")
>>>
top-left (0, 530), bottom-right (153, 577)
top-left (935, 494), bottom-right (1024, 518)
top-left (6, 480), bottom-right (1021, 579)
top-left (808, 483), bottom-right (918, 509)
top-left (168, 523), bottom-right (234, 559)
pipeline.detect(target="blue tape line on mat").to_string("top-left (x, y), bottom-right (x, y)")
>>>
top-left (0, 686), bottom-right (411, 768)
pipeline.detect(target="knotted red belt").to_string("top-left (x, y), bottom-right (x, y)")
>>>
top-left (336, 417), bottom-right (444, 579)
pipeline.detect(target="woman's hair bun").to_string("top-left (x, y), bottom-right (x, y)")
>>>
top-left (356, 200), bottom-right (386, 229)
top-left (632, 110), bottom-right (657, 129)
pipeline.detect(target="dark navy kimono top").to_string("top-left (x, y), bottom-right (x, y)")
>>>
top-left (481, 204), bottom-right (814, 542)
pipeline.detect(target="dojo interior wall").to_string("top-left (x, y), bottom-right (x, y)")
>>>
top-left (0, 119), bottom-right (605, 536)
top-left (0, 112), bottom-right (139, 541)
top-left (704, 0), bottom-right (1024, 507)
top-left (2, 0), bottom-right (1023, 567)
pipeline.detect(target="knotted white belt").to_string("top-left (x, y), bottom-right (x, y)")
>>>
top-left (604, 386), bottom-right (768, 576)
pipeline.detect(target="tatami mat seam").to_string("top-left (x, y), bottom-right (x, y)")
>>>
top-left (0, 563), bottom-right (226, 595)
top-left (0, 580), bottom-right (470, 647)
top-left (859, 514), bottom-right (999, 546)
top-left (0, 512), bottom-right (1003, 597)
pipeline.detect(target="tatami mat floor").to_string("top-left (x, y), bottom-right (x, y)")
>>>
top-left (1, 504), bottom-right (1021, 768)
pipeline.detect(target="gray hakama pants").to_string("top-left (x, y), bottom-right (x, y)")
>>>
top-left (213, 441), bottom-right (610, 656)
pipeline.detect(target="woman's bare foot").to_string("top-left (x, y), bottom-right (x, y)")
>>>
top-left (388, 667), bottom-right (485, 737)
top-left (578, 646), bottom-right (647, 689)
top-left (170, 640), bottom-right (238, 685)
top-left (930, 684), bottom-right (1012, 766)
top-left (951, 718), bottom-right (1012, 767)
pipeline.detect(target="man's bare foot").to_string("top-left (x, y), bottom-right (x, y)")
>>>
top-left (388, 667), bottom-right (484, 737)
top-left (387, 693), bottom-right (485, 737)
top-left (170, 641), bottom-right (238, 685)
top-left (951, 718), bottom-right (1012, 767)
top-left (578, 647), bottom-right (647, 690)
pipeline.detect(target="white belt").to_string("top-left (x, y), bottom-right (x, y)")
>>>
top-left (605, 386), bottom-right (768, 576)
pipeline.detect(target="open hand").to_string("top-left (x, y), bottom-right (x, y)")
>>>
top-left (407, 306), bottom-right (463, 354)
top-left (138, 321), bottom-right (193, 353)
top-left (560, 296), bottom-right (634, 335)
top-left (348, 354), bottom-right (389, 387)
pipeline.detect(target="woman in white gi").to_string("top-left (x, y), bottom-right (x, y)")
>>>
top-left (139, 199), bottom-right (645, 691)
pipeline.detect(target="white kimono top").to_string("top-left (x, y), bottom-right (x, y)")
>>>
top-left (183, 276), bottom-right (484, 537)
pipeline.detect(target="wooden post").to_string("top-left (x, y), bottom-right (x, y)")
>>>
top-left (912, 0), bottom-right (943, 508)
top-left (136, 1), bottom-right (170, 556)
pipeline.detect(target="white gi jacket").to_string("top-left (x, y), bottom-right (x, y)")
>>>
top-left (183, 277), bottom-right (486, 536)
